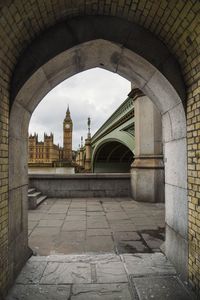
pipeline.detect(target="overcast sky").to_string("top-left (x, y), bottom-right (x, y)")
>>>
top-left (29, 68), bottom-right (131, 150)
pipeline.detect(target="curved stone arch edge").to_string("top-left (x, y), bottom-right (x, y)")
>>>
top-left (9, 39), bottom-right (188, 280)
top-left (91, 136), bottom-right (135, 168)
top-left (10, 16), bottom-right (186, 105)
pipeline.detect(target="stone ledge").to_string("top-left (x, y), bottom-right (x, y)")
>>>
top-left (28, 173), bottom-right (131, 179)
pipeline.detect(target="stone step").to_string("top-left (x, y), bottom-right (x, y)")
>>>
top-left (28, 192), bottom-right (42, 198)
top-left (28, 189), bottom-right (47, 210)
top-left (28, 188), bottom-right (36, 194)
top-left (36, 195), bottom-right (47, 206)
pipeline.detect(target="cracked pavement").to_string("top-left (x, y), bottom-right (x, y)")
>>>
top-left (6, 198), bottom-right (195, 299)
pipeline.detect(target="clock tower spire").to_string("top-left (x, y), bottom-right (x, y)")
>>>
top-left (63, 105), bottom-right (73, 162)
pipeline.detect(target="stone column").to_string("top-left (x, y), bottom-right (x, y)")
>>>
top-left (131, 90), bottom-right (164, 203)
top-left (76, 150), bottom-right (80, 166)
top-left (79, 147), bottom-right (84, 168)
top-left (85, 138), bottom-right (91, 172)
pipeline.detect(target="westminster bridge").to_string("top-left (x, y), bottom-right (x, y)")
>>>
top-left (76, 89), bottom-right (137, 173)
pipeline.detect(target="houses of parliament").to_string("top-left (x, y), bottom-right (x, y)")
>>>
top-left (28, 107), bottom-right (74, 166)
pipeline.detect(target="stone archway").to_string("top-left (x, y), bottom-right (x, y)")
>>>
top-left (8, 17), bottom-right (187, 288)
top-left (92, 140), bottom-right (134, 173)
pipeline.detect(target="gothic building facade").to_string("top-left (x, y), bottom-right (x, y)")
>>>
top-left (28, 107), bottom-right (73, 166)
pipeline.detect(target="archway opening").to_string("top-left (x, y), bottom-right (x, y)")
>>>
top-left (93, 141), bottom-right (134, 173)
top-left (8, 16), bottom-right (187, 290)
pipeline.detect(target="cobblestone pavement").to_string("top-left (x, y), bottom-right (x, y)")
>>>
top-left (7, 253), bottom-right (194, 299)
top-left (6, 199), bottom-right (195, 299)
top-left (28, 198), bottom-right (165, 255)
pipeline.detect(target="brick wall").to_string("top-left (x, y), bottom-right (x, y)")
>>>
top-left (0, 83), bottom-right (9, 295)
top-left (0, 0), bottom-right (199, 296)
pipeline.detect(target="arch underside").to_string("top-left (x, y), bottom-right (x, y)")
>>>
top-left (93, 140), bottom-right (134, 173)
top-left (9, 16), bottom-right (187, 282)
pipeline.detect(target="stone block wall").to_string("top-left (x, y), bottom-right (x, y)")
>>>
top-left (29, 174), bottom-right (131, 198)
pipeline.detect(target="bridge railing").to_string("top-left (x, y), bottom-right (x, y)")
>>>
top-left (92, 95), bottom-right (134, 143)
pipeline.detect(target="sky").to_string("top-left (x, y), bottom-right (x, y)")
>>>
top-left (29, 68), bottom-right (131, 150)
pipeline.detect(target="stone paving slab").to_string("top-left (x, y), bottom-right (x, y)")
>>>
top-left (6, 284), bottom-right (71, 300)
top-left (40, 262), bottom-right (91, 284)
top-left (113, 231), bottom-right (140, 241)
top-left (86, 229), bottom-right (112, 236)
top-left (132, 276), bottom-right (193, 300)
top-left (38, 219), bottom-right (64, 227)
top-left (141, 233), bottom-right (164, 250)
top-left (30, 226), bottom-right (60, 236)
top-left (85, 236), bottom-right (114, 252)
top-left (71, 283), bottom-right (132, 300)
top-left (96, 261), bottom-right (128, 283)
top-left (122, 253), bottom-right (177, 276)
top-left (117, 240), bottom-right (149, 253)
top-left (42, 213), bottom-right (66, 220)
top-left (16, 261), bottom-right (47, 284)
top-left (28, 198), bottom-right (166, 256)
top-left (7, 253), bottom-right (195, 300)
top-left (62, 221), bottom-right (86, 231)
top-left (30, 254), bottom-right (121, 263)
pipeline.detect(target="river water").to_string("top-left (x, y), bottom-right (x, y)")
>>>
top-left (28, 167), bottom-right (75, 174)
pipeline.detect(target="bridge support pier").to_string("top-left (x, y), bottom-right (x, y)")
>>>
top-left (79, 147), bottom-right (84, 168)
top-left (131, 92), bottom-right (164, 202)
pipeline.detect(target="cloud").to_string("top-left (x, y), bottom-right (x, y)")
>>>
top-left (29, 68), bottom-right (131, 149)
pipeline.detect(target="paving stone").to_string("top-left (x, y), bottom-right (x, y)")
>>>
top-left (48, 208), bottom-right (68, 214)
top-left (113, 231), bottom-right (140, 241)
top-left (71, 283), bottom-right (132, 300)
top-left (103, 206), bottom-right (122, 212)
top-left (16, 261), bottom-right (47, 284)
top-left (106, 212), bottom-right (129, 220)
top-left (132, 276), bottom-right (193, 300)
top-left (6, 284), bottom-right (71, 300)
top-left (96, 261), bottom-right (128, 283)
top-left (28, 213), bottom-right (45, 221)
top-left (87, 212), bottom-right (105, 216)
top-left (131, 217), bottom-right (156, 225)
top-left (110, 223), bottom-right (136, 231)
top-left (122, 253), bottom-right (176, 276)
top-left (30, 227), bottom-right (60, 236)
top-left (30, 254), bottom-right (120, 263)
top-left (28, 221), bottom-right (38, 229)
top-left (85, 236), bottom-right (114, 252)
top-left (65, 215), bottom-right (86, 221)
top-left (40, 262), bottom-right (91, 284)
top-left (141, 233), bottom-right (163, 250)
top-left (54, 241), bottom-right (86, 255)
top-left (29, 235), bottom-right (59, 256)
top-left (38, 219), bottom-right (63, 227)
top-left (68, 210), bottom-right (86, 215)
top-left (87, 206), bottom-right (103, 212)
top-left (86, 229), bottom-right (112, 236)
top-left (87, 221), bottom-right (109, 229)
top-left (135, 224), bottom-right (158, 230)
top-left (43, 213), bottom-right (66, 220)
top-left (116, 241), bottom-right (149, 254)
top-left (87, 215), bottom-right (107, 221)
top-left (56, 231), bottom-right (86, 242)
top-left (62, 221), bottom-right (86, 231)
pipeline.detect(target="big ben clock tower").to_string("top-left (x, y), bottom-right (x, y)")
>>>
top-left (63, 106), bottom-right (73, 162)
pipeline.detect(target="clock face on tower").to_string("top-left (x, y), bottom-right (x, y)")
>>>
top-left (65, 124), bottom-right (70, 129)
